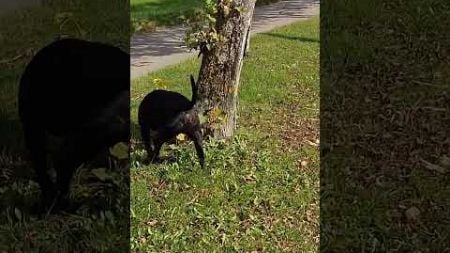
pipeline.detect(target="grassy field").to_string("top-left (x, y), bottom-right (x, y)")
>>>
top-left (321, 0), bottom-right (450, 251)
top-left (0, 2), bottom-right (130, 252)
top-left (130, 17), bottom-right (319, 252)
top-left (131, 0), bottom-right (281, 33)
top-left (131, 0), bottom-right (204, 32)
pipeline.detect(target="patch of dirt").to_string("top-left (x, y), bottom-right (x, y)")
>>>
top-left (269, 105), bottom-right (319, 153)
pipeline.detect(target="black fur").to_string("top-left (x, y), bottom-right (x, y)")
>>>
top-left (138, 75), bottom-right (205, 168)
top-left (18, 38), bottom-right (130, 210)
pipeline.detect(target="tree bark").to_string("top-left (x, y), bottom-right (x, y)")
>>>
top-left (196, 0), bottom-right (256, 139)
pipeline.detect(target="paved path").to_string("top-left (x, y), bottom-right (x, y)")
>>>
top-left (130, 0), bottom-right (319, 79)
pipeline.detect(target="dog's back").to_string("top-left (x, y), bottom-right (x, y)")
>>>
top-left (138, 90), bottom-right (191, 130)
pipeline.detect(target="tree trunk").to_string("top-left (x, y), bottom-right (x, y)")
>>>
top-left (196, 0), bottom-right (256, 139)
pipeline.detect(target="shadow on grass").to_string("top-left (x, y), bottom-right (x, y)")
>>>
top-left (260, 32), bottom-right (319, 43)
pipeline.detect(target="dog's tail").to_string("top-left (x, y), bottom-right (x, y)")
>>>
top-left (190, 74), bottom-right (198, 106)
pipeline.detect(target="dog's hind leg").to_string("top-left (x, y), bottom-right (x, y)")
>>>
top-left (188, 130), bottom-right (205, 168)
top-left (140, 124), bottom-right (152, 162)
top-left (53, 131), bottom-right (105, 210)
top-left (22, 123), bottom-right (57, 207)
top-left (149, 136), bottom-right (164, 163)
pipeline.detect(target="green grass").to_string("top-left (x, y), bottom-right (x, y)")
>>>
top-left (131, 0), bottom-right (204, 32)
top-left (130, 17), bottom-right (319, 252)
top-left (130, 0), bottom-right (282, 33)
top-left (321, 0), bottom-right (450, 251)
top-left (0, 2), bottom-right (130, 252)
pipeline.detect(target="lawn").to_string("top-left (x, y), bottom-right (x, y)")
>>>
top-left (131, 0), bottom-right (204, 32)
top-left (321, 0), bottom-right (450, 251)
top-left (130, 16), bottom-right (320, 252)
top-left (131, 0), bottom-right (282, 33)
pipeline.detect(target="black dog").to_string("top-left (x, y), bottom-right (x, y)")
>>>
top-left (138, 75), bottom-right (205, 168)
top-left (18, 38), bottom-right (130, 210)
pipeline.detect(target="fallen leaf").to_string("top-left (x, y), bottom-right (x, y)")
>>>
top-left (405, 206), bottom-right (420, 221)
top-left (439, 156), bottom-right (450, 168)
top-left (139, 237), bottom-right (147, 244)
top-left (145, 219), bottom-right (158, 227)
top-left (306, 140), bottom-right (318, 147)
top-left (109, 142), bottom-right (129, 160)
top-left (176, 133), bottom-right (186, 141)
top-left (421, 159), bottom-right (446, 173)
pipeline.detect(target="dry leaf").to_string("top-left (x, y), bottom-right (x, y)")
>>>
top-left (439, 156), bottom-right (450, 168)
top-left (145, 219), bottom-right (158, 227)
top-left (421, 159), bottom-right (447, 173)
top-left (176, 133), bottom-right (186, 141)
top-left (405, 206), bottom-right (420, 221)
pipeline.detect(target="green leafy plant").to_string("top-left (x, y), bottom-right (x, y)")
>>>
top-left (184, 0), bottom-right (245, 55)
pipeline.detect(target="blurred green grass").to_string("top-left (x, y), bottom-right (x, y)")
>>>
top-left (321, 0), bottom-right (450, 251)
